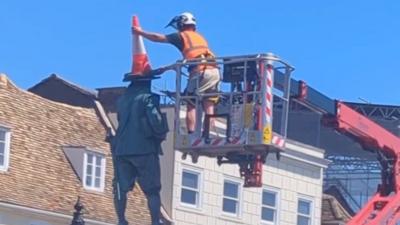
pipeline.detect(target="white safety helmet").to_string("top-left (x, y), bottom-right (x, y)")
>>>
top-left (166, 12), bottom-right (196, 30)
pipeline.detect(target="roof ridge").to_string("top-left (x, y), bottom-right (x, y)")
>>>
top-left (29, 73), bottom-right (98, 98)
top-left (1, 74), bottom-right (98, 112)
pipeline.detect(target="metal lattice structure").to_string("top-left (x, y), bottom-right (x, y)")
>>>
top-left (323, 103), bottom-right (400, 219)
top-left (346, 102), bottom-right (400, 120)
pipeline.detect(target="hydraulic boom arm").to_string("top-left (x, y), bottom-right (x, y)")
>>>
top-left (285, 76), bottom-right (400, 225)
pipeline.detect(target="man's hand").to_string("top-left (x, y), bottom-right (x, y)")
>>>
top-left (132, 26), bottom-right (143, 35)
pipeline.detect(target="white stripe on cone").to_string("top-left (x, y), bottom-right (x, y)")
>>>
top-left (132, 16), bottom-right (147, 55)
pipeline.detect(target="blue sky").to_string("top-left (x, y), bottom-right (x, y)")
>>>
top-left (1, 0), bottom-right (399, 104)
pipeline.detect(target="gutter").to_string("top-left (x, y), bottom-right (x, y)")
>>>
top-left (0, 202), bottom-right (113, 225)
top-left (93, 100), bottom-right (116, 135)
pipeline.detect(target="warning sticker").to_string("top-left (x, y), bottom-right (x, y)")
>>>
top-left (263, 125), bottom-right (272, 144)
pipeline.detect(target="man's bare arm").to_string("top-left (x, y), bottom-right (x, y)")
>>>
top-left (132, 26), bottom-right (168, 43)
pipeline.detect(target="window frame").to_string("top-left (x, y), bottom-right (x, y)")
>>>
top-left (82, 151), bottom-right (106, 192)
top-left (296, 196), bottom-right (314, 225)
top-left (180, 167), bottom-right (202, 209)
top-left (261, 186), bottom-right (280, 225)
top-left (0, 126), bottom-right (11, 172)
top-left (222, 178), bottom-right (242, 217)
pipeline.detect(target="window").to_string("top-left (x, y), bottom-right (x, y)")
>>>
top-left (261, 189), bottom-right (279, 224)
top-left (83, 152), bottom-right (106, 191)
top-left (180, 169), bottom-right (201, 207)
top-left (222, 179), bottom-right (241, 215)
top-left (297, 198), bottom-right (313, 225)
top-left (0, 127), bottom-right (11, 171)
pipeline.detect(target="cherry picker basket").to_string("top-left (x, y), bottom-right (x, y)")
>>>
top-left (171, 53), bottom-right (294, 186)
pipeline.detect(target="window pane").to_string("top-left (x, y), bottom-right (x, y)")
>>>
top-left (94, 177), bottom-right (101, 188)
top-left (182, 172), bottom-right (198, 189)
top-left (87, 154), bottom-right (93, 164)
top-left (263, 191), bottom-right (276, 206)
top-left (95, 166), bottom-right (101, 177)
top-left (85, 175), bottom-right (92, 186)
top-left (0, 130), bottom-right (5, 141)
top-left (95, 156), bottom-right (102, 166)
top-left (298, 200), bottom-right (311, 215)
top-left (0, 142), bottom-right (4, 153)
top-left (0, 154), bottom-right (3, 166)
top-left (223, 198), bottom-right (237, 214)
top-left (297, 215), bottom-right (310, 225)
top-left (181, 189), bottom-right (197, 205)
top-left (224, 182), bottom-right (238, 198)
top-left (262, 207), bottom-right (275, 222)
top-left (86, 165), bottom-right (92, 175)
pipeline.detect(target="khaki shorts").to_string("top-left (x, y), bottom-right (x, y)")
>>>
top-left (185, 68), bottom-right (220, 104)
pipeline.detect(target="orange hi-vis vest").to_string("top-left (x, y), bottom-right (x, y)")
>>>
top-left (180, 31), bottom-right (216, 72)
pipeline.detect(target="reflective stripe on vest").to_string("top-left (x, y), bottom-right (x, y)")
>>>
top-left (180, 31), bottom-right (214, 59)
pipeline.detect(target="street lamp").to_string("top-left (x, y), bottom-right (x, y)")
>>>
top-left (71, 196), bottom-right (85, 225)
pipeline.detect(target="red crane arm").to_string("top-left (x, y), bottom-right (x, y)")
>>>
top-left (335, 102), bottom-right (400, 157)
top-left (334, 102), bottom-right (400, 225)
top-left (292, 79), bottom-right (400, 225)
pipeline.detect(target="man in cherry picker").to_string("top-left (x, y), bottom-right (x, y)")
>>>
top-left (132, 12), bottom-right (220, 134)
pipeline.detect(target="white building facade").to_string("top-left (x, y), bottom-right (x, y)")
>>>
top-left (160, 108), bottom-right (330, 225)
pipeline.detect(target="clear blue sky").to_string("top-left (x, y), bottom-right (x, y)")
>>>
top-left (1, 0), bottom-right (399, 105)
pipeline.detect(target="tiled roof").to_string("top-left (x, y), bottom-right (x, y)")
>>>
top-left (324, 185), bottom-right (355, 216)
top-left (0, 74), bottom-right (150, 224)
top-left (321, 193), bottom-right (352, 225)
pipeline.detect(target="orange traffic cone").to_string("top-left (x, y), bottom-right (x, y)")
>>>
top-left (124, 15), bottom-right (152, 81)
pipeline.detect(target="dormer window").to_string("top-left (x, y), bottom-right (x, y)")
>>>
top-left (83, 151), bottom-right (106, 191)
top-left (0, 126), bottom-right (11, 171)
top-left (63, 146), bottom-right (106, 192)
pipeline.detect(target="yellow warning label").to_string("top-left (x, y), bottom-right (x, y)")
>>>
top-left (263, 125), bottom-right (272, 144)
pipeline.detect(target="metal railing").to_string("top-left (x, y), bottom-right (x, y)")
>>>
top-left (172, 53), bottom-right (294, 151)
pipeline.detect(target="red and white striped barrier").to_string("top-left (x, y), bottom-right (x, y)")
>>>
top-left (191, 137), bottom-right (226, 147)
top-left (190, 135), bottom-right (245, 147)
top-left (230, 136), bottom-right (242, 144)
top-left (272, 134), bottom-right (285, 148)
top-left (211, 137), bottom-right (225, 146)
top-left (191, 138), bottom-right (203, 147)
top-left (265, 64), bottom-right (273, 125)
